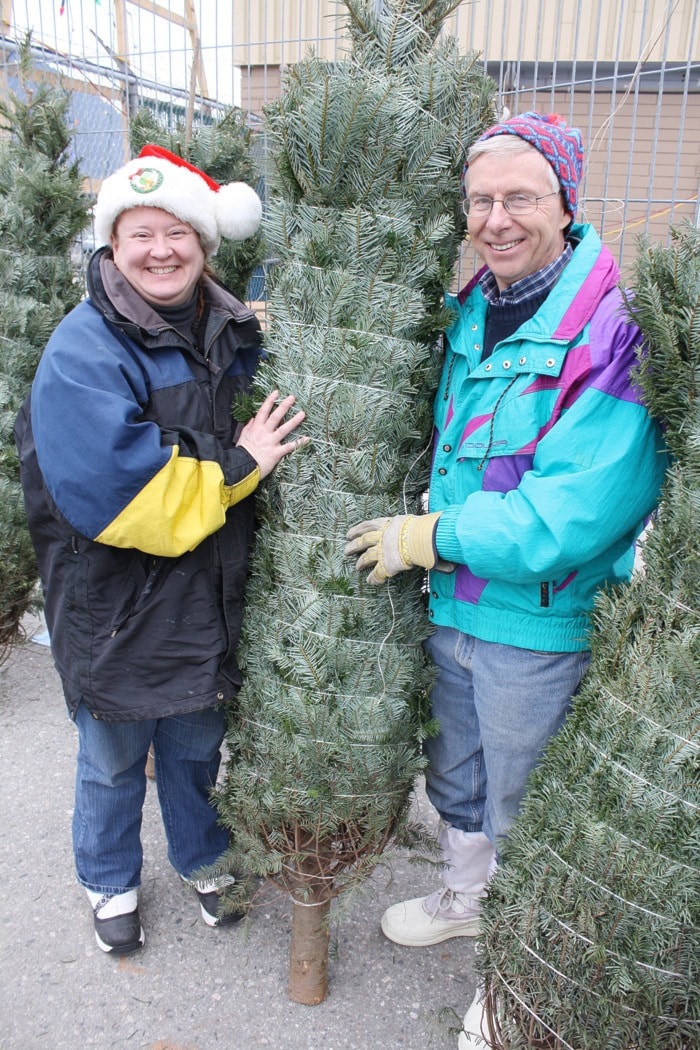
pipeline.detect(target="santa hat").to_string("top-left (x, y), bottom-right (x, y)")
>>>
top-left (94, 144), bottom-right (263, 257)
top-left (463, 112), bottom-right (584, 218)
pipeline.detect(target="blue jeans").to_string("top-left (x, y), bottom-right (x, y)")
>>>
top-left (72, 704), bottom-right (229, 895)
top-left (424, 627), bottom-right (589, 849)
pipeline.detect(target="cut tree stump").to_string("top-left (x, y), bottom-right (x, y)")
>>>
top-left (288, 894), bottom-right (331, 1005)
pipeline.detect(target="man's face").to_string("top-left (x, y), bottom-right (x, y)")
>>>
top-left (111, 206), bottom-right (206, 307)
top-left (466, 148), bottom-right (571, 291)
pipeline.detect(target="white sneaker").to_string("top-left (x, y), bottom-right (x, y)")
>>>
top-left (180, 873), bottom-right (243, 927)
top-left (380, 887), bottom-right (481, 946)
top-left (457, 987), bottom-right (488, 1049)
top-left (86, 887), bottom-right (145, 954)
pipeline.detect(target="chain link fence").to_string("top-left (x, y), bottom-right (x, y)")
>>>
top-left (2, 0), bottom-right (698, 282)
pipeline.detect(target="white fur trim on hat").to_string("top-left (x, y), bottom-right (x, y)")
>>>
top-left (94, 151), bottom-right (262, 258)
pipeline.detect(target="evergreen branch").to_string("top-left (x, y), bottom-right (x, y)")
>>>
top-left (0, 44), bottom-right (89, 658)
top-left (478, 222), bottom-right (700, 1046)
top-left (216, 0), bottom-right (495, 1002)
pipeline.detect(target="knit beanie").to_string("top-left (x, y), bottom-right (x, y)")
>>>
top-left (463, 111), bottom-right (584, 218)
top-left (94, 144), bottom-right (263, 257)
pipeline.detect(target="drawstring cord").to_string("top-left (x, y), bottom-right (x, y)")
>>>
top-left (442, 343), bottom-right (520, 470)
top-left (477, 375), bottom-right (518, 472)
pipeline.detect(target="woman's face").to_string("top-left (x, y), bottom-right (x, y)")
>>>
top-left (110, 206), bottom-right (206, 307)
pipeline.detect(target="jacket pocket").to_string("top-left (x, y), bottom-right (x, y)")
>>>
top-left (108, 556), bottom-right (165, 636)
top-left (457, 377), bottom-right (559, 461)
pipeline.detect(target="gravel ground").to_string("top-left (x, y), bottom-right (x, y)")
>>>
top-left (0, 627), bottom-right (476, 1050)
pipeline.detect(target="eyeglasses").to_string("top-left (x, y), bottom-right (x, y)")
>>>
top-left (462, 191), bottom-right (560, 217)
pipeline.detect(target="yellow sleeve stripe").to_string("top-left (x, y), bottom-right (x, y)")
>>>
top-left (96, 446), bottom-right (260, 557)
top-left (223, 463), bottom-right (260, 509)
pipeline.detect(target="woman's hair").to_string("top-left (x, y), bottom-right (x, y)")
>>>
top-left (194, 261), bottom-right (219, 323)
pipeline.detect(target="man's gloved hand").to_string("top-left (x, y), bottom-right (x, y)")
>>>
top-left (345, 511), bottom-right (449, 586)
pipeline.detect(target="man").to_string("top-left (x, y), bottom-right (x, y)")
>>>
top-left (345, 112), bottom-right (666, 965)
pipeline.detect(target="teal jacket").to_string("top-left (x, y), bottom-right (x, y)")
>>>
top-left (429, 223), bottom-right (668, 652)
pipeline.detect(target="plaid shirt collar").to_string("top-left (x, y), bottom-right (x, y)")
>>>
top-left (479, 243), bottom-right (573, 307)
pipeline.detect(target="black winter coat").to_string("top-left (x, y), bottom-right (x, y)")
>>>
top-left (15, 249), bottom-right (263, 721)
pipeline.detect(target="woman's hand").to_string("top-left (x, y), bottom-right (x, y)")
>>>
top-left (236, 390), bottom-right (309, 479)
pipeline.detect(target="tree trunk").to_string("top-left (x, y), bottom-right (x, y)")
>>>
top-left (287, 895), bottom-right (331, 1005)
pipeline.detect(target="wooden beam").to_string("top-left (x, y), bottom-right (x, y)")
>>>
top-left (126, 1), bottom-right (208, 99)
top-left (113, 0), bottom-right (129, 66)
top-left (112, 0), bottom-right (131, 161)
top-left (127, 0), bottom-right (196, 33)
top-left (185, 0), bottom-right (208, 98)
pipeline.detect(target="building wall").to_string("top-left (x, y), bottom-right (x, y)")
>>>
top-left (525, 90), bottom-right (699, 275)
top-left (234, 1), bottom-right (699, 276)
top-left (2, 1), bottom-right (696, 277)
top-left (232, 0), bottom-right (700, 67)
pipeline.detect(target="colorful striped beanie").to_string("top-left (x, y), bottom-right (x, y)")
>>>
top-left (464, 111), bottom-right (584, 218)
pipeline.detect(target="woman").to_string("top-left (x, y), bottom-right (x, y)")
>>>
top-left (15, 145), bottom-right (307, 955)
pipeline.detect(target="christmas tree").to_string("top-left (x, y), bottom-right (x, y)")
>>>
top-left (214, 0), bottom-right (494, 1005)
top-left (128, 106), bottom-right (264, 301)
top-left (476, 222), bottom-right (699, 1048)
top-left (0, 38), bottom-right (89, 660)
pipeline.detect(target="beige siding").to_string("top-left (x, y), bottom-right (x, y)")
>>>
top-left (233, 1), bottom-right (699, 66)
top-left (233, 0), bottom-right (343, 67)
top-left (459, 89), bottom-right (699, 277)
top-left (236, 2), bottom-right (698, 275)
top-left (242, 64), bottom-right (283, 115)
top-left (241, 74), bottom-right (698, 276)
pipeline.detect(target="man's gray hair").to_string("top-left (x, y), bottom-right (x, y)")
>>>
top-left (465, 135), bottom-right (560, 195)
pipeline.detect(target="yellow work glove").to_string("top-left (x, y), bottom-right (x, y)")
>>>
top-left (345, 512), bottom-right (444, 586)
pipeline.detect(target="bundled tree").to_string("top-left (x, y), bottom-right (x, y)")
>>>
top-left (0, 38), bottom-right (89, 660)
top-left (214, 0), bottom-right (494, 1005)
top-left (129, 106), bottom-right (264, 301)
top-left (475, 222), bottom-right (699, 1048)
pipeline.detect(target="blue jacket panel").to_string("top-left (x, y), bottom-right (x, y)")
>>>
top-left (15, 250), bottom-right (264, 720)
top-left (429, 224), bottom-right (668, 651)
